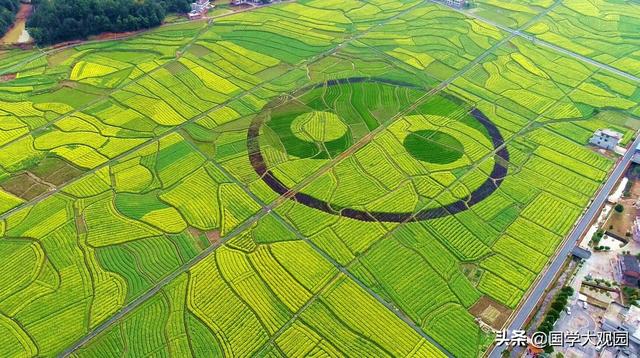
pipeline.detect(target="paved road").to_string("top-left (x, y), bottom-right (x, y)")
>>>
top-left (489, 133), bottom-right (640, 358)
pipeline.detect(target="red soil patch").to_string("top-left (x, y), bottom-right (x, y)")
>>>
top-left (0, 4), bottom-right (33, 45)
top-left (15, 4), bottom-right (32, 21)
top-left (0, 73), bottom-right (16, 82)
top-left (205, 230), bottom-right (221, 245)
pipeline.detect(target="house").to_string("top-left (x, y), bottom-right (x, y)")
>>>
top-left (572, 246), bottom-right (592, 260)
top-left (188, 0), bottom-right (210, 19)
top-left (620, 255), bottom-right (640, 287)
top-left (231, 0), bottom-right (270, 5)
top-left (188, 11), bottom-right (203, 20)
top-left (589, 129), bottom-right (622, 150)
top-left (439, 0), bottom-right (466, 8)
top-left (191, 0), bottom-right (210, 12)
top-left (602, 302), bottom-right (640, 345)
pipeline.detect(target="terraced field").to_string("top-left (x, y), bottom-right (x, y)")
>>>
top-left (0, 0), bottom-right (639, 357)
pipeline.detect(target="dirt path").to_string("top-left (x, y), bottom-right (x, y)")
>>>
top-left (0, 4), bottom-right (33, 45)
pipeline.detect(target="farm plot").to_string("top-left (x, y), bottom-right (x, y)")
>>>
top-left (469, 0), bottom-right (554, 28)
top-left (526, 0), bottom-right (640, 77)
top-left (0, 131), bottom-right (264, 356)
top-left (259, 23), bottom-right (640, 356)
top-left (0, 0), bottom-right (639, 357)
top-left (358, 2), bottom-right (505, 81)
top-left (0, 0), bottom-right (414, 200)
top-left (72, 217), bottom-right (445, 358)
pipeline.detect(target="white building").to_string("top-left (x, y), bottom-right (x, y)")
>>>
top-left (188, 0), bottom-right (210, 19)
top-left (191, 0), bottom-right (210, 12)
top-left (436, 0), bottom-right (466, 8)
top-left (602, 302), bottom-right (640, 345)
top-left (231, 0), bottom-right (270, 5)
top-left (589, 129), bottom-right (622, 150)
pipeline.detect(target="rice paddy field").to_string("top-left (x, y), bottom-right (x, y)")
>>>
top-left (0, 0), bottom-right (639, 357)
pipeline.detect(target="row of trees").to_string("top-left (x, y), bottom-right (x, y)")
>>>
top-left (537, 286), bottom-right (574, 353)
top-left (27, 0), bottom-right (192, 45)
top-left (0, 0), bottom-right (20, 37)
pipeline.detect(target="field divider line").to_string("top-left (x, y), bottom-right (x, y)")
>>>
top-left (0, 0), bottom-right (429, 222)
top-left (487, 132), bottom-right (640, 358)
top-left (256, 206), bottom-right (456, 357)
top-left (58, 1), bottom-right (449, 354)
top-left (0, 19), bottom-right (217, 154)
top-left (0, 0), bottom-right (295, 76)
top-left (166, 6), bottom-right (559, 355)
top-left (58, 1), bottom-right (568, 355)
top-left (431, 0), bottom-right (640, 84)
top-left (339, 52), bottom-right (607, 328)
top-left (62, 1), bottom-right (564, 354)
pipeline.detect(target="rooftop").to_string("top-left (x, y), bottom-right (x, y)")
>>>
top-left (604, 301), bottom-right (627, 324)
top-left (572, 246), bottom-right (592, 260)
top-left (622, 255), bottom-right (640, 274)
top-left (595, 129), bottom-right (623, 139)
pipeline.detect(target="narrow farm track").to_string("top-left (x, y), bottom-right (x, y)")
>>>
top-left (434, 0), bottom-right (640, 84)
top-left (40, 1), bottom-right (624, 356)
top-left (0, 0), bottom-right (293, 76)
top-left (0, 0), bottom-right (300, 155)
top-left (60, 2), bottom-right (575, 355)
top-left (488, 133), bottom-right (640, 358)
top-left (0, 0), bottom-right (423, 222)
top-left (58, 1), bottom-right (465, 355)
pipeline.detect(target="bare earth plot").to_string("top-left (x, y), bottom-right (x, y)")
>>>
top-left (0, 0), bottom-right (639, 357)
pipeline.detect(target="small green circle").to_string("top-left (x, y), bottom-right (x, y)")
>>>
top-left (404, 130), bottom-right (464, 164)
top-left (291, 111), bottom-right (348, 143)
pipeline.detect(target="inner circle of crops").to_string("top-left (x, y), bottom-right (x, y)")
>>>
top-left (248, 77), bottom-right (510, 222)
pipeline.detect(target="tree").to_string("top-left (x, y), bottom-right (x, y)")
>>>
top-left (27, 0), bottom-right (179, 45)
top-left (0, 0), bottom-right (20, 37)
top-left (615, 204), bottom-right (624, 213)
top-left (551, 300), bottom-right (565, 311)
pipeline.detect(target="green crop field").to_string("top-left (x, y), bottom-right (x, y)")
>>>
top-left (0, 0), bottom-right (639, 357)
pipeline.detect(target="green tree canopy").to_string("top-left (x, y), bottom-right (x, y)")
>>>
top-left (27, 0), bottom-right (191, 44)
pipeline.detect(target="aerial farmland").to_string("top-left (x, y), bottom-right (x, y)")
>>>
top-left (0, 0), bottom-right (639, 357)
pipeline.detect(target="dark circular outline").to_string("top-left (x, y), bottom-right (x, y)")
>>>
top-left (247, 77), bottom-right (509, 222)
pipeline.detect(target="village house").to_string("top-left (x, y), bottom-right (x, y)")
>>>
top-left (443, 0), bottom-right (466, 8)
top-left (231, 0), bottom-right (271, 5)
top-left (188, 0), bottom-right (211, 20)
top-left (620, 255), bottom-right (640, 288)
top-left (589, 129), bottom-right (622, 150)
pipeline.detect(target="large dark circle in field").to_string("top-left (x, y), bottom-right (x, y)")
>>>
top-left (404, 130), bottom-right (464, 165)
top-left (247, 77), bottom-right (510, 222)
